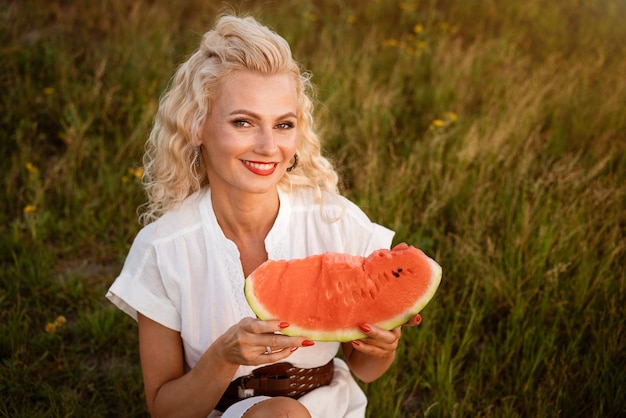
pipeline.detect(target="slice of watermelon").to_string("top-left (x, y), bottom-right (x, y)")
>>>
top-left (244, 243), bottom-right (442, 342)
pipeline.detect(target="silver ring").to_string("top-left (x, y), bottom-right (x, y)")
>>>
top-left (264, 346), bottom-right (272, 355)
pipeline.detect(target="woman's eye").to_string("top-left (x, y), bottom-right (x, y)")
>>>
top-left (276, 122), bottom-right (295, 130)
top-left (233, 119), bottom-right (250, 127)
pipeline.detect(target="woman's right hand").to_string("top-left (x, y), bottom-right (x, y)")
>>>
top-left (216, 317), bottom-right (315, 366)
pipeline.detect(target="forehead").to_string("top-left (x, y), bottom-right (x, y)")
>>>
top-left (214, 71), bottom-right (298, 114)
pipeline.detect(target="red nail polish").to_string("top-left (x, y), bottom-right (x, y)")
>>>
top-left (358, 324), bottom-right (370, 333)
top-left (415, 314), bottom-right (422, 325)
top-left (302, 340), bottom-right (315, 347)
top-left (279, 322), bottom-right (290, 329)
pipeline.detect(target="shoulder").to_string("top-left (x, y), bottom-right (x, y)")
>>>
top-left (283, 187), bottom-right (395, 255)
top-left (136, 188), bottom-right (209, 245)
top-left (287, 187), bottom-right (377, 226)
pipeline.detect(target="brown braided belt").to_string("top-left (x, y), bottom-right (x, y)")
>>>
top-left (215, 360), bottom-right (334, 412)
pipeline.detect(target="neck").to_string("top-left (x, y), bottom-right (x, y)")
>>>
top-left (211, 188), bottom-right (280, 243)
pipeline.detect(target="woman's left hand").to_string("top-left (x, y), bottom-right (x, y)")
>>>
top-left (350, 313), bottom-right (422, 358)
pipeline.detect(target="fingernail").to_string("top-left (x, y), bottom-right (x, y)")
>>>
top-left (358, 323), bottom-right (370, 333)
top-left (302, 340), bottom-right (315, 347)
top-left (351, 341), bottom-right (360, 346)
top-left (415, 314), bottom-right (422, 325)
top-left (279, 322), bottom-right (290, 329)
top-left (290, 347), bottom-right (299, 352)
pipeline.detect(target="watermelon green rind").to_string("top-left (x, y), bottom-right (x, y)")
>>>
top-left (244, 248), bottom-right (442, 342)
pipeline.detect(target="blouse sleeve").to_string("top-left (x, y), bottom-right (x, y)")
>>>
top-left (106, 228), bottom-right (182, 332)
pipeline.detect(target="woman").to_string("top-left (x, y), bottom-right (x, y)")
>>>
top-left (107, 15), bottom-right (421, 418)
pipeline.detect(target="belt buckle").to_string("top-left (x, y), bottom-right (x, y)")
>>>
top-left (238, 375), bottom-right (255, 399)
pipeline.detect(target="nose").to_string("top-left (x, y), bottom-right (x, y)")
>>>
top-left (255, 128), bottom-right (278, 155)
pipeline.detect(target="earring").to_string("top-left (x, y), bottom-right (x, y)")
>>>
top-left (193, 147), bottom-right (201, 168)
top-left (286, 153), bottom-right (299, 172)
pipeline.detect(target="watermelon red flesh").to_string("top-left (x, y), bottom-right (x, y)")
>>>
top-left (244, 243), bottom-right (442, 342)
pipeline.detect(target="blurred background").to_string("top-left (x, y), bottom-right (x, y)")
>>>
top-left (1, 1), bottom-right (625, 416)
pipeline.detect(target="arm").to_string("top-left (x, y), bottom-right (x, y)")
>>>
top-left (138, 313), bottom-right (237, 417)
top-left (138, 314), bottom-right (312, 418)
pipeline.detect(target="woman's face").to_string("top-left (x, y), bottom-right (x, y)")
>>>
top-left (200, 70), bottom-right (298, 197)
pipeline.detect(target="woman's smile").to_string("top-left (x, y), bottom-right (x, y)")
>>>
top-left (242, 160), bottom-right (278, 176)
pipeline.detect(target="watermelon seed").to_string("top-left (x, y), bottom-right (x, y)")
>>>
top-left (392, 271), bottom-right (400, 278)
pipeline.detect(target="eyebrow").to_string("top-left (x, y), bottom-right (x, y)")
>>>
top-left (229, 109), bottom-right (297, 120)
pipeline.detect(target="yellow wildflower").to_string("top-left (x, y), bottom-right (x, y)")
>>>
top-left (25, 162), bottom-right (39, 173)
top-left (24, 205), bottom-right (37, 214)
top-left (45, 315), bottom-right (66, 333)
top-left (431, 119), bottom-right (445, 128)
top-left (416, 40), bottom-right (427, 49)
top-left (382, 39), bottom-right (399, 47)
top-left (129, 167), bottom-right (144, 179)
top-left (121, 175), bottom-right (129, 184)
top-left (346, 15), bottom-right (356, 24)
top-left (308, 12), bottom-right (318, 22)
top-left (413, 24), bottom-right (424, 34)
top-left (446, 112), bottom-right (458, 121)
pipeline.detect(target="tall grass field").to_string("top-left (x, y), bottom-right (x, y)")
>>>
top-left (2, 0), bottom-right (625, 416)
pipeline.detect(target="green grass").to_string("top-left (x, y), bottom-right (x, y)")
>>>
top-left (2, 0), bottom-right (625, 416)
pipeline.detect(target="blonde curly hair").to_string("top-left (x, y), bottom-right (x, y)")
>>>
top-left (139, 15), bottom-right (339, 225)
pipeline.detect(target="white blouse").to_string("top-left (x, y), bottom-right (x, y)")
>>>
top-left (106, 186), bottom-right (394, 417)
